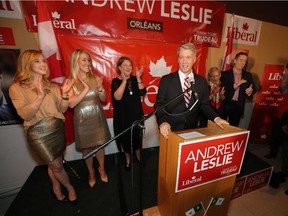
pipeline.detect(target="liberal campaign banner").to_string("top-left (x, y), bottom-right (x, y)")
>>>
top-left (249, 64), bottom-right (288, 145)
top-left (21, 0), bottom-right (225, 47)
top-left (176, 131), bottom-right (249, 192)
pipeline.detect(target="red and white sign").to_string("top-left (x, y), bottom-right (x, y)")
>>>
top-left (0, 0), bottom-right (22, 19)
top-left (249, 64), bottom-right (288, 145)
top-left (0, 27), bottom-right (15, 46)
top-left (231, 176), bottom-right (246, 200)
top-left (222, 13), bottom-right (262, 46)
top-left (242, 168), bottom-right (273, 194)
top-left (21, 1), bottom-right (225, 47)
top-left (176, 131), bottom-right (249, 192)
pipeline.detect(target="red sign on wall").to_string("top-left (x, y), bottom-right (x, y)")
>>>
top-left (0, 27), bottom-right (15, 46)
top-left (249, 64), bottom-right (288, 145)
top-left (176, 131), bottom-right (249, 192)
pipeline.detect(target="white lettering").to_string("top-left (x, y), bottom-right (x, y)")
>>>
top-left (144, 85), bottom-right (158, 107)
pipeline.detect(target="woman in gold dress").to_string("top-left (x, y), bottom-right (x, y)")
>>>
top-left (66, 49), bottom-right (111, 187)
top-left (9, 50), bottom-right (77, 203)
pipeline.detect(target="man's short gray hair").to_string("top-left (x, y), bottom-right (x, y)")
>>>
top-left (177, 43), bottom-right (197, 55)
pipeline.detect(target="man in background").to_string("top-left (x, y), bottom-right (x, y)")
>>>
top-left (220, 52), bottom-right (257, 126)
top-left (0, 68), bottom-right (21, 123)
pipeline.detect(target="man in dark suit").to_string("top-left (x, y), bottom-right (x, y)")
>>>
top-left (220, 52), bottom-right (257, 126)
top-left (0, 70), bottom-right (21, 123)
top-left (154, 43), bottom-right (228, 139)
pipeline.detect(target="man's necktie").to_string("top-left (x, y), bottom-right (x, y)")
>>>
top-left (183, 76), bottom-right (191, 107)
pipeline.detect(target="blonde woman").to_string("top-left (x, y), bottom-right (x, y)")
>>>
top-left (9, 50), bottom-right (77, 204)
top-left (66, 49), bottom-right (110, 187)
top-left (207, 66), bottom-right (225, 117)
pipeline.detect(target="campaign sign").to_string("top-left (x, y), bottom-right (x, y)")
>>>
top-left (176, 131), bottom-right (249, 192)
top-left (231, 176), bottom-right (246, 200)
top-left (242, 167), bottom-right (273, 194)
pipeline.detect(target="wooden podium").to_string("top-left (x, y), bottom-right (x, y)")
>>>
top-left (157, 121), bottom-right (248, 216)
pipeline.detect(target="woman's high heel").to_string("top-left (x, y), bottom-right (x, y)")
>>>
top-left (51, 190), bottom-right (68, 203)
top-left (98, 167), bottom-right (108, 183)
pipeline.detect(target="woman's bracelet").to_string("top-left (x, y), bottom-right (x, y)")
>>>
top-left (62, 94), bottom-right (69, 100)
top-left (137, 81), bottom-right (142, 84)
top-left (98, 88), bottom-right (104, 93)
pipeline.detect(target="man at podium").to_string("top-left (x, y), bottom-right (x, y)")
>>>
top-left (154, 42), bottom-right (229, 139)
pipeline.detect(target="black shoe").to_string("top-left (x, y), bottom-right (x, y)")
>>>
top-left (136, 159), bottom-right (145, 168)
top-left (269, 172), bottom-right (280, 188)
top-left (264, 153), bottom-right (277, 159)
top-left (275, 172), bottom-right (286, 183)
top-left (285, 189), bottom-right (288, 195)
top-left (125, 162), bottom-right (131, 171)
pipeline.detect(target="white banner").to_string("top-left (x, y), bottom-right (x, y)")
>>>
top-left (0, 1), bottom-right (22, 19)
top-left (222, 13), bottom-right (262, 46)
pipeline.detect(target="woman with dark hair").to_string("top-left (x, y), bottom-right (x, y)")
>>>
top-left (111, 56), bottom-right (146, 169)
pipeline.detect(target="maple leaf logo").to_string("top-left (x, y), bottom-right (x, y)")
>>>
top-left (149, 56), bottom-right (172, 84)
top-left (51, 11), bottom-right (60, 19)
top-left (242, 22), bottom-right (249, 31)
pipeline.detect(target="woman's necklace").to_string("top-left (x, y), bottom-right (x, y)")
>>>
top-left (127, 79), bottom-right (133, 95)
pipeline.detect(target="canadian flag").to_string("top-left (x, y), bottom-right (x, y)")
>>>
top-left (36, 1), bottom-right (75, 145)
top-left (221, 14), bottom-right (235, 72)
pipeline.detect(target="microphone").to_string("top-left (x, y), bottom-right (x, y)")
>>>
top-left (189, 77), bottom-right (199, 100)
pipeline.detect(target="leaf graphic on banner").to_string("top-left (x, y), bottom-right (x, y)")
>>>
top-left (149, 56), bottom-right (172, 84)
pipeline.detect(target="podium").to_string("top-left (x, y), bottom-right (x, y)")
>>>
top-left (157, 121), bottom-right (249, 216)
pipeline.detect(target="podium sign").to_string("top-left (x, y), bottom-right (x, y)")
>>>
top-left (176, 131), bottom-right (249, 192)
top-left (157, 122), bottom-right (249, 216)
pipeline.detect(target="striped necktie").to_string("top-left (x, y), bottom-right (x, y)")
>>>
top-left (183, 76), bottom-right (191, 107)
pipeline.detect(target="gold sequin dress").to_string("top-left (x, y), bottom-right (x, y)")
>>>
top-left (73, 76), bottom-right (111, 149)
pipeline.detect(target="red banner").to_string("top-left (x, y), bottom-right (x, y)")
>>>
top-left (249, 64), bottom-right (288, 145)
top-left (58, 35), bottom-right (208, 118)
top-left (176, 131), bottom-right (249, 192)
top-left (0, 27), bottom-right (15, 46)
top-left (21, 1), bottom-right (224, 145)
top-left (21, 0), bottom-right (225, 47)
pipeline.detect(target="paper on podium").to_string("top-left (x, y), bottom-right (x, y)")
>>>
top-left (178, 131), bottom-right (206, 140)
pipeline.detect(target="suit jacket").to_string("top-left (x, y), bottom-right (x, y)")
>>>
top-left (220, 69), bottom-right (257, 113)
top-left (154, 71), bottom-right (218, 131)
top-left (0, 90), bottom-right (21, 122)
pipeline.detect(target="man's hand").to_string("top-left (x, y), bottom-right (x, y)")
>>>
top-left (159, 122), bottom-right (171, 139)
top-left (245, 84), bottom-right (253, 96)
top-left (214, 117), bottom-right (229, 129)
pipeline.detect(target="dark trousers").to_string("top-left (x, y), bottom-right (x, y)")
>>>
top-left (224, 101), bottom-right (242, 127)
top-left (268, 118), bottom-right (283, 156)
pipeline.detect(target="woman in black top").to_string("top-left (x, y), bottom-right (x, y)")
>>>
top-left (111, 56), bottom-right (146, 169)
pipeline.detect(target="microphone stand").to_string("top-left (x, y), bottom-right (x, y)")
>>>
top-left (83, 85), bottom-right (195, 160)
top-left (83, 86), bottom-right (197, 215)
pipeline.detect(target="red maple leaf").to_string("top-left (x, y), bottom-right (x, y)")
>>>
top-left (243, 23), bottom-right (249, 31)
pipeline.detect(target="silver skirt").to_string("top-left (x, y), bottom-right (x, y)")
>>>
top-left (26, 117), bottom-right (66, 163)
